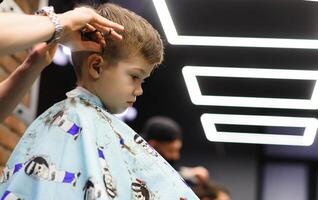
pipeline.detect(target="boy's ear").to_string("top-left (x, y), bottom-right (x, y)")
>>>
top-left (87, 53), bottom-right (104, 79)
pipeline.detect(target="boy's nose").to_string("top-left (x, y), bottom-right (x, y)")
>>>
top-left (133, 85), bottom-right (143, 96)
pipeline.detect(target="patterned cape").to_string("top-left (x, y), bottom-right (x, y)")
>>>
top-left (0, 87), bottom-right (199, 200)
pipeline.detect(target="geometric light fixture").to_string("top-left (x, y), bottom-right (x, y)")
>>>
top-left (183, 66), bottom-right (318, 109)
top-left (152, 0), bottom-right (318, 145)
top-left (201, 114), bottom-right (318, 146)
top-left (152, 0), bottom-right (318, 49)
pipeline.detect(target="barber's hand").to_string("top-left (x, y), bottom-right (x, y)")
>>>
top-left (60, 28), bottom-right (105, 53)
top-left (191, 166), bottom-right (210, 184)
top-left (25, 43), bottom-right (58, 69)
top-left (180, 166), bottom-right (210, 185)
top-left (58, 7), bottom-right (124, 52)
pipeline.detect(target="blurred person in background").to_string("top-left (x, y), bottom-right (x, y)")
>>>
top-left (142, 116), bottom-right (210, 185)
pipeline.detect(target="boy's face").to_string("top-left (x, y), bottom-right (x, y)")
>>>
top-left (94, 55), bottom-right (153, 114)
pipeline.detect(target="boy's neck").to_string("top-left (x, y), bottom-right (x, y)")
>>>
top-left (76, 82), bottom-right (99, 99)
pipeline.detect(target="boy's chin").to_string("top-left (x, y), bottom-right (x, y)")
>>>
top-left (109, 107), bottom-right (128, 114)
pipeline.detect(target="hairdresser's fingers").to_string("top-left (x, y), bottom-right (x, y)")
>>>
top-left (59, 7), bottom-right (124, 42)
top-left (83, 30), bottom-right (106, 50)
top-left (66, 7), bottom-right (124, 33)
top-left (27, 42), bottom-right (58, 69)
top-left (81, 27), bottom-right (106, 49)
top-left (88, 9), bottom-right (124, 32)
top-left (73, 40), bottom-right (102, 52)
top-left (83, 23), bottom-right (96, 32)
top-left (92, 23), bottom-right (123, 40)
top-left (95, 31), bottom-right (106, 48)
top-left (46, 43), bottom-right (59, 62)
top-left (109, 28), bottom-right (123, 41)
top-left (60, 30), bottom-right (103, 52)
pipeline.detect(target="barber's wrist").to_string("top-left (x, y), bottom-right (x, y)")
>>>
top-left (36, 6), bottom-right (63, 44)
top-left (57, 13), bottom-right (71, 34)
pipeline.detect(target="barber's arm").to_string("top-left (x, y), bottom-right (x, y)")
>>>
top-left (0, 43), bottom-right (57, 121)
top-left (0, 7), bottom-right (124, 56)
top-left (0, 6), bottom-right (124, 121)
top-left (0, 13), bottom-right (55, 56)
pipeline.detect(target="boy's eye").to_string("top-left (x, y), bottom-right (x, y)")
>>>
top-left (131, 75), bottom-right (140, 80)
top-left (130, 74), bottom-right (146, 84)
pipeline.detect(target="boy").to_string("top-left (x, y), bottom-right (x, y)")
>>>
top-left (0, 3), bottom-right (199, 200)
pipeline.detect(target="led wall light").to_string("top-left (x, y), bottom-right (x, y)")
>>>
top-left (152, 0), bottom-right (318, 49)
top-left (201, 114), bottom-right (318, 146)
top-left (152, 0), bottom-right (318, 145)
top-left (182, 66), bottom-right (318, 109)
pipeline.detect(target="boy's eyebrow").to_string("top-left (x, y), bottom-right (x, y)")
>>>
top-left (131, 68), bottom-right (147, 76)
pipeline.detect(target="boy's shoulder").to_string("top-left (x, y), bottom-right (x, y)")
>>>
top-left (31, 95), bottom-right (132, 141)
top-left (35, 97), bottom-right (102, 128)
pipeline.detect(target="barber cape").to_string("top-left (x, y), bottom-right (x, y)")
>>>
top-left (0, 87), bottom-right (199, 200)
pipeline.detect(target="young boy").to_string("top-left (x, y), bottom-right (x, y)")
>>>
top-left (0, 3), bottom-right (199, 200)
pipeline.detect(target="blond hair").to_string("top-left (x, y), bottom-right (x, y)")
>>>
top-left (72, 3), bottom-right (164, 78)
top-left (97, 3), bottom-right (164, 64)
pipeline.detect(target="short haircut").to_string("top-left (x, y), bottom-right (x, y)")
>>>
top-left (142, 116), bottom-right (182, 142)
top-left (72, 3), bottom-right (164, 78)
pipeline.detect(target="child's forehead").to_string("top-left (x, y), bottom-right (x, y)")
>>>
top-left (117, 56), bottom-right (155, 75)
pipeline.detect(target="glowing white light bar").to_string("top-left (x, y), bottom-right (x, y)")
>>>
top-left (152, 0), bottom-right (318, 49)
top-left (182, 66), bottom-right (318, 109)
top-left (201, 114), bottom-right (318, 146)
